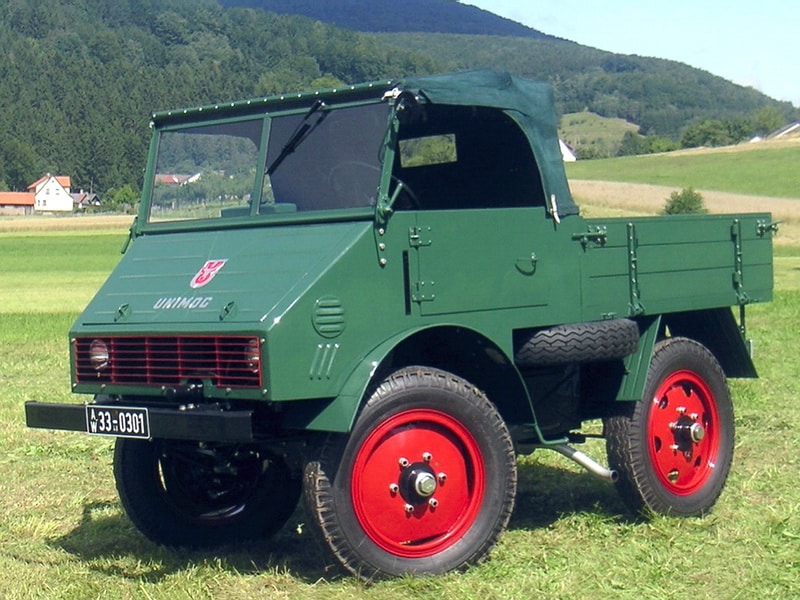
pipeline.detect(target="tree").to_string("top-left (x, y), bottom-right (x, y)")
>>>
top-left (663, 187), bottom-right (707, 215)
top-left (0, 139), bottom-right (40, 191)
top-left (751, 106), bottom-right (787, 138)
top-left (101, 184), bottom-right (139, 213)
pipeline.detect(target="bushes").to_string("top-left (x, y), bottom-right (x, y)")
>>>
top-left (663, 187), bottom-right (707, 214)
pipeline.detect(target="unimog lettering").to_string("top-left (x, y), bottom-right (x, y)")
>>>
top-left (152, 296), bottom-right (213, 310)
top-left (25, 70), bottom-right (775, 580)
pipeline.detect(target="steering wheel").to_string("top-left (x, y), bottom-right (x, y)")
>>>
top-left (328, 161), bottom-right (419, 210)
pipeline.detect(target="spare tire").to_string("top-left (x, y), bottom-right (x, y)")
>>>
top-left (515, 319), bottom-right (639, 368)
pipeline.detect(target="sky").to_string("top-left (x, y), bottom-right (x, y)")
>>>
top-left (465, 1), bottom-right (799, 107)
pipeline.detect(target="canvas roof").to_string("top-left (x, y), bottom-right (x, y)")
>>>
top-left (151, 70), bottom-right (579, 218)
top-left (400, 70), bottom-right (578, 217)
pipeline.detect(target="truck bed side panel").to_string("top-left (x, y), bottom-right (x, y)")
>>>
top-left (579, 213), bottom-right (773, 320)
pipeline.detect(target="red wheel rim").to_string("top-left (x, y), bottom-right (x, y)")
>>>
top-left (351, 409), bottom-right (485, 558)
top-left (647, 369), bottom-right (720, 495)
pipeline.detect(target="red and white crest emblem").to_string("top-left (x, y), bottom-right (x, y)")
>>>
top-left (190, 259), bottom-right (227, 288)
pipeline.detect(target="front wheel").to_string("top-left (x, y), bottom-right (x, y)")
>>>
top-left (303, 367), bottom-right (517, 578)
top-left (604, 337), bottom-right (734, 516)
top-left (114, 439), bottom-right (301, 547)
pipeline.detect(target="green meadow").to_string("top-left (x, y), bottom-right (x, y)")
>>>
top-left (2, 143), bottom-right (800, 600)
top-left (566, 140), bottom-right (800, 198)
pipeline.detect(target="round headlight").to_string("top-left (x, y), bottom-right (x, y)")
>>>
top-left (245, 338), bottom-right (261, 374)
top-left (89, 339), bottom-right (110, 371)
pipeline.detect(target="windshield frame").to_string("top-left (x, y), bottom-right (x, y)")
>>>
top-left (138, 97), bottom-right (393, 234)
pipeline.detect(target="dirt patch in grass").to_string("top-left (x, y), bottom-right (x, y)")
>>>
top-left (571, 179), bottom-right (798, 245)
top-left (0, 215), bottom-right (133, 233)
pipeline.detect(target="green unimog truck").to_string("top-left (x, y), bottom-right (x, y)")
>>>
top-left (26, 70), bottom-right (775, 578)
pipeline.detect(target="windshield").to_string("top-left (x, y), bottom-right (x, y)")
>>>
top-left (147, 102), bottom-right (390, 223)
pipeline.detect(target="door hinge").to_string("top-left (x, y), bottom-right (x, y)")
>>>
top-left (409, 226), bottom-right (432, 247)
top-left (411, 281), bottom-right (436, 302)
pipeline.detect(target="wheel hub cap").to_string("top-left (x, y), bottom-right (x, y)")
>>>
top-left (350, 408), bottom-right (485, 558)
top-left (648, 370), bottom-right (720, 495)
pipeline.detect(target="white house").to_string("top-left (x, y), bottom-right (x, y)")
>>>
top-left (28, 174), bottom-right (73, 212)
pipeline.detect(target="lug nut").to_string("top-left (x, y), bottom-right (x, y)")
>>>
top-left (428, 498), bottom-right (439, 508)
top-left (399, 457), bottom-right (409, 468)
top-left (389, 483), bottom-right (399, 494)
top-left (422, 452), bottom-right (432, 462)
top-left (404, 504), bottom-right (415, 514)
top-left (438, 472), bottom-right (447, 483)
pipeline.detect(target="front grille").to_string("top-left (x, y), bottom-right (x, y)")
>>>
top-left (74, 336), bottom-right (262, 389)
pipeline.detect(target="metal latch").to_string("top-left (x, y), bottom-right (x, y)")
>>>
top-left (756, 220), bottom-right (780, 237)
top-left (571, 226), bottom-right (608, 248)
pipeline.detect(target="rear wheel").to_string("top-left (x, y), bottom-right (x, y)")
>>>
top-left (604, 337), bottom-right (734, 516)
top-left (303, 367), bottom-right (517, 578)
top-left (114, 439), bottom-right (301, 547)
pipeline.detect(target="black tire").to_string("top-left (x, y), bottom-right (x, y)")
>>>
top-left (604, 337), bottom-right (734, 517)
top-left (515, 318), bottom-right (639, 368)
top-left (303, 367), bottom-right (517, 579)
top-left (114, 439), bottom-right (301, 547)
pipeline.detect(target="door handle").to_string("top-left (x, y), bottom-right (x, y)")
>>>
top-left (515, 253), bottom-right (537, 275)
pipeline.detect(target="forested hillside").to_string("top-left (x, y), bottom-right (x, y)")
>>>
top-left (381, 35), bottom-right (785, 133)
top-left (222, 1), bottom-right (797, 150)
top-left (217, 0), bottom-right (556, 38)
top-left (0, 0), bottom-right (437, 196)
top-left (1, 0), bottom-right (796, 200)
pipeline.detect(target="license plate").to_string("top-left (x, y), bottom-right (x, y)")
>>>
top-left (86, 405), bottom-right (150, 439)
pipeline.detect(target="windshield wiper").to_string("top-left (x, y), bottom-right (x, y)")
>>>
top-left (266, 99), bottom-right (327, 176)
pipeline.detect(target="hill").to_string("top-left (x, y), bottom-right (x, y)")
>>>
top-left (218, 1), bottom-right (797, 145)
top-left (217, 0), bottom-right (556, 38)
top-left (559, 112), bottom-right (640, 158)
top-left (0, 0), bottom-right (796, 198)
top-left (0, 0), bottom-right (439, 195)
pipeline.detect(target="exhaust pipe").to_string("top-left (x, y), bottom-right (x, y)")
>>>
top-left (553, 444), bottom-right (618, 482)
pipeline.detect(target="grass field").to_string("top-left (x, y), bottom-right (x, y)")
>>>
top-left (558, 112), bottom-right (640, 157)
top-left (2, 188), bottom-right (799, 598)
top-left (566, 137), bottom-right (800, 199)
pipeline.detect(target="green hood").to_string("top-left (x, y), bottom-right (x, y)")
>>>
top-left (76, 222), bottom-right (370, 328)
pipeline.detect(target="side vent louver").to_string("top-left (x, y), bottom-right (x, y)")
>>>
top-left (313, 296), bottom-right (345, 338)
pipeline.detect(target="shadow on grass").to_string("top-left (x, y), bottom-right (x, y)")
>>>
top-left (50, 461), bottom-right (636, 583)
top-left (50, 502), bottom-right (335, 584)
top-left (511, 459), bottom-right (635, 530)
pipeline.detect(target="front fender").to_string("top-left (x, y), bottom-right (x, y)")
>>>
top-left (284, 329), bottom-right (422, 433)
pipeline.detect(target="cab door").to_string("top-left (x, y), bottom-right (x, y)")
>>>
top-left (409, 207), bottom-right (579, 323)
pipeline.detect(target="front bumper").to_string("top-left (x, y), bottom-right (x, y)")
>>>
top-left (25, 401), bottom-right (257, 443)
